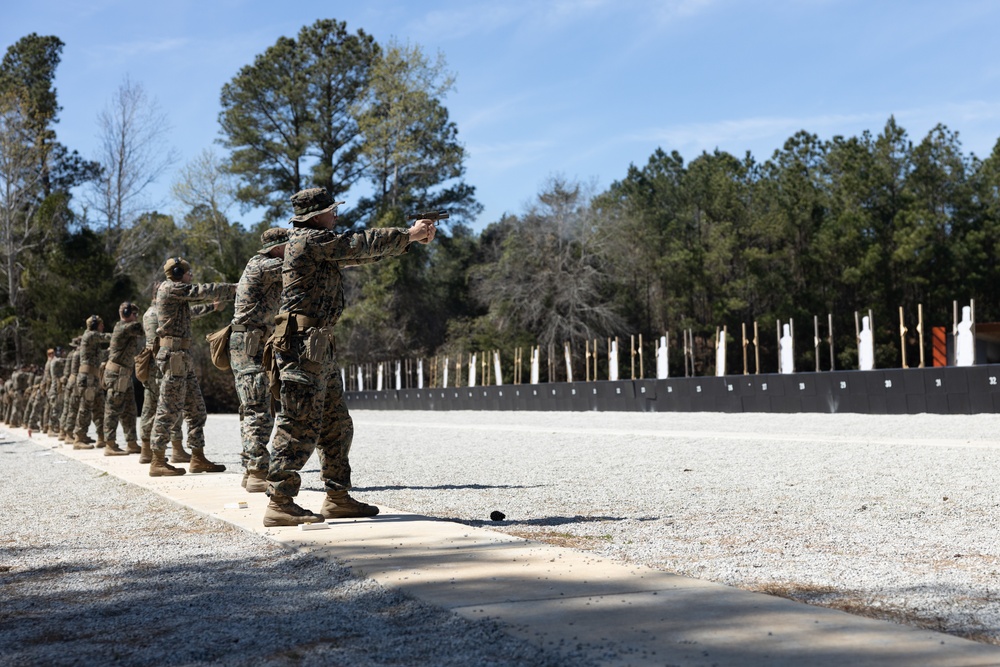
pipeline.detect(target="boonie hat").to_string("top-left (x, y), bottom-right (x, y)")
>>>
top-left (259, 227), bottom-right (290, 253)
top-left (289, 188), bottom-right (344, 225)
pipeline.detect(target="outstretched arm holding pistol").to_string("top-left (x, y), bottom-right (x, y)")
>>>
top-left (407, 210), bottom-right (448, 245)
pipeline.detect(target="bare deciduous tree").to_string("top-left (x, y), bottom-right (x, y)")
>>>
top-left (87, 75), bottom-right (177, 273)
top-left (472, 177), bottom-right (625, 350)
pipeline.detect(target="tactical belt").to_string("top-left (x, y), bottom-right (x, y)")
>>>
top-left (105, 360), bottom-right (131, 373)
top-left (78, 364), bottom-right (100, 378)
top-left (160, 336), bottom-right (192, 350)
top-left (288, 313), bottom-right (322, 329)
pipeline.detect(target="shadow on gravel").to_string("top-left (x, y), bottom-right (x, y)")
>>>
top-left (352, 483), bottom-right (546, 492)
top-left (0, 551), bottom-right (595, 667)
top-left (452, 515), bottom-right (657, 527)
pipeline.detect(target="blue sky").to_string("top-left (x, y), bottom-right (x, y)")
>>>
top-left (4, 0), bottom-right (1000, 233)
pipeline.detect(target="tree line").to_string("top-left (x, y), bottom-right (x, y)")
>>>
top-left (2, 21), bottom-right (999, 410)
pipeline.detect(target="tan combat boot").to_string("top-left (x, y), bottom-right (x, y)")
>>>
top-left (263, 494), bottom-right (324, 527)
top-left (169, 439), bottom-right (191, 463)
top-left (138, 440), bottom-right (153, 464)
top-left (244, 470), bottom-right (268, 493)
top-left (104, 441), bottom-right (128, 457)
top-left (72, 435), bottom-right (94, 450)
top-left (188, 448), bottom-right (226, 474)
top-left (149, 449), bottom-right (185, 477)
top-left (320, 490), bottom-right (380, 519)
top-left (125, 441), bottom-right (141, 454)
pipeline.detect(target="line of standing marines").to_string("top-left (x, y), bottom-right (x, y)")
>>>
top-left (0, 188), bottom-right (438, 527)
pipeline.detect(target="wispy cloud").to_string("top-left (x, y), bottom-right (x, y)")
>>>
top-left (406, 0), bottom-right (715, 42)
top-left (597, 101), bottom-right (1000, 162)
top-left (466, 138), bottom-right (556, 173)
top-left (86, 38), bottom-right (190, 65)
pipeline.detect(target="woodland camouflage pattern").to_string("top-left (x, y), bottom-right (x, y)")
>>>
top-left (231, 250), bottom-right (283, 473)
top-left (139, 302), bottom-right (215, 444)
top-left (268, 225), bottom-right (410, 498)
top-left (46, 355), bottom-right (66, 433)
top-left (60, 345), bottom-right (80, 436)
top-left (74, 328), bottom-right (111, 441)
top-left (150, 278), bottom-right (236, 453)
top-left (103, 319), bottom-right (144, 445)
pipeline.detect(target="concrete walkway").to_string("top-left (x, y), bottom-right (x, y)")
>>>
top-left (28, 426), bottom-right (1000, 667)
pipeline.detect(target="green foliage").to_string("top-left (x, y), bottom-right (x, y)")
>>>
top-left (218, 19), bottom-right (377, 224)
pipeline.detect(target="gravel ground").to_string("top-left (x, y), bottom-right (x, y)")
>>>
top-left (4, 408), bottom-right (1000, 664)
top-left (334, 410), bottom-right (1000, 646)
top-left (0, 430), bottom-right (600, 667)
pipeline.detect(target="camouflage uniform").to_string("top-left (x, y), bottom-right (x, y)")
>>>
top-left (103, 318), bottom-right (144, 447)
top-left (46, 355), bottom-right (67, 435)
top-left (150, 277), bottom-right (235, 455)
top-left (267, 224), bottom-right (411, 499)
top-left (35, 354), bottom-right (56, 431)
top-left (140, 300), bottom-right (216, 446)
top-left (26, 373), bottom-right (44, 431)
top-left (59, 344), bottom-right (81, 438)
top-left (74, 324), bottom-right (112, 443)
top-left (231, 230), bottom-right (286, 477)
top-left (10, 368), bottom-right (31, 428)
top-left (0, 381), bottom-right (8, 424)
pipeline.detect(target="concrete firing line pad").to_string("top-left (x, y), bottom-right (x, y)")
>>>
top-left (37, 426), bottom-right (1000, 667)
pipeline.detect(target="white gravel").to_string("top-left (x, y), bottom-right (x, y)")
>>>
top-left (4, 408), bottom-right (1000, 664)
top-left (336, 410), bottom-right (1000, 646)
top-left (0, 429), bottom-right (599, 667)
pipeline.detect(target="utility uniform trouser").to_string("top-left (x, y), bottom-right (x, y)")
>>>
top-left (74, 370), bottom-right (105, 440)
top-left (230, 327), bottom-right (273, 473)
top-left (140, 357), bottom-right (182, 443)
top-left (103, 362), bottom-right (138, 444)
top-left (46, 387), bottom-right (63, 432)
top-left (151, 345), bottom-right (207, 453)
top-left (60, 379), bottom-right (79, 434)
top-left (267, 324), bottom-right (353, 499)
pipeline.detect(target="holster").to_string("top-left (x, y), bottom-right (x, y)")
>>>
top-left (245, 328), bottom-right (264, 357)
top-left (169, 352), bottom-right (185, 376)
top-left (263, 313), bottom-right (295, 408)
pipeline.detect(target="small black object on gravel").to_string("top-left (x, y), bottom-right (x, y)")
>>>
top-left (490, 510), bottom-right (505, 522)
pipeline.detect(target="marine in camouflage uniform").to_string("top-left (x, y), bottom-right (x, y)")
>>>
top-left (2, 376), bottom-right (11, 424)
top-left (73, 316), bottom-right (112, 449)
top-left (149, 257), bottom-right (235, 477)
top-left (231, 227), bottom-right (288, 493)
top-left (9, 366), bottom-right (31, 428)
top-left (262, 188), bottom-right (435, 527)
top-left (59, 338), bottom-right (83, 442)
top-left (26, 371), bottom-right (44, 432)
top-left (46, 350), bottom-right (67, 436)
top-left (34, 349), bottom-right (56, 433)
top-left (102, 302), bottom-right (145, 456)
top-left (139, 285), bottom-right (218, 464)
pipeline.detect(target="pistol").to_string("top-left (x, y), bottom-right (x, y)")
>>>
top-left (407, 209), bottom-right (449, 222)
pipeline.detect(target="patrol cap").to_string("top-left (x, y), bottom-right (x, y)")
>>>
top-left (259, 227), bottom-right (290, 253)
top-left (86, 315), bottom-right (102, 330)
top-left (164, 256), bottom-right (191, 280)
top-left (289, 188), bottom-right (344, 225)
